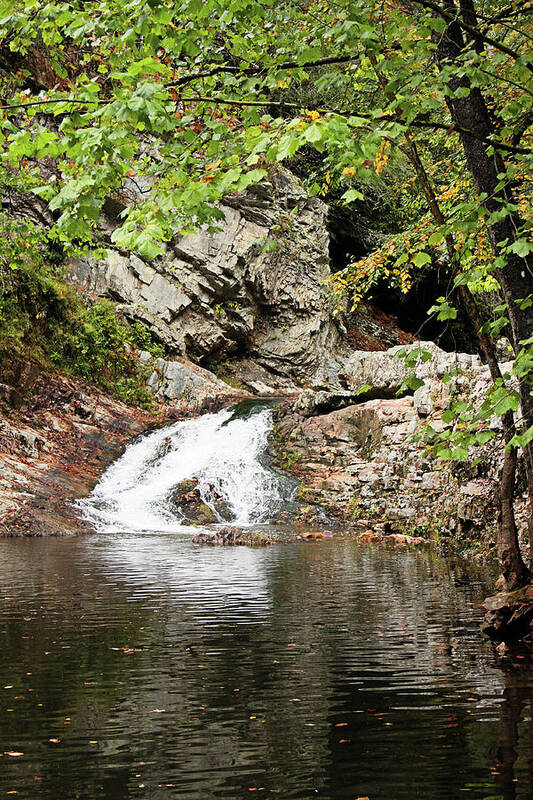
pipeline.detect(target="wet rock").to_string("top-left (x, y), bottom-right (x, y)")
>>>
top-left (192, 526), bottom-right (279, 546)
top-left (171, 480), bottom-right (232, 524)
top-left (481, 585), bottom-right (533, 643)
top-left (298, 531), bottom-right (333, 541)
top-left (358, 531), bottom-right (384, 544)
top-left (356, 531), bottom-right (429, 546)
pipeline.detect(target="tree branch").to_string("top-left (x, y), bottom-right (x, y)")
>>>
top-left (178, 94), bottom-right (532, 154)
top-left (1, 93), bottom-right (530, 155)
top-left (410, 0), bottom-right (533, 72)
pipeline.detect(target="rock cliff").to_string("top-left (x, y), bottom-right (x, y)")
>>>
top-left (69, 169), bottom-right (342, 392)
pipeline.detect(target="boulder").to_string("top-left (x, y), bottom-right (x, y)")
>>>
top-left (139, 353), bottom-right (248, 408)
top-left (171, 479), bottom-right (233, 524)
top-left (192, 526), bottom-right (279, 546)
top-left (482, 585), bottom-right (533, 643)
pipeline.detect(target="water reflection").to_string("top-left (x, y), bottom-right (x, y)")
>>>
top-left (0, 537), bottom-right (532, 799)
top-left (495, 681), bottom-right (533, 799)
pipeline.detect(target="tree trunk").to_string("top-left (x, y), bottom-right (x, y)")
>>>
top-left (434, 0), bottom-right (533, 587)
top-left (499, 421), bottom-right (530, 589)
top-left (403, 133), bottom-right (529, 589)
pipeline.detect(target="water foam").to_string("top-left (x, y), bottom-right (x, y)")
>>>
top-left (78, 404), bottom-right (293, 533)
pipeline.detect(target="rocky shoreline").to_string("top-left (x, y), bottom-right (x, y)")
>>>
top-left (3, 350), bottom-right (532, 653)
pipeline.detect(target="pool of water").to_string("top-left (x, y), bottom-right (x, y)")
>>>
top-left (0, 535), bottom-right (532, 800)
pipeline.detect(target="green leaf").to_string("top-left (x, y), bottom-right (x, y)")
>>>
top-left (428, 232), bottom-right (444, 246)
top-left (304, 123), bottom-right (322, 144)
top-left (508, 425), bottom-right (533, 450)
top-left (341, 189), bottom-right (364, 203)
top-left (412, 252), bottom-right (431, 267)
top-left (508, 239), bottom-right (533, 258)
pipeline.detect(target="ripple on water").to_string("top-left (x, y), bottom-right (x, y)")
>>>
top-left (0, 536), bottom-right (532, 800)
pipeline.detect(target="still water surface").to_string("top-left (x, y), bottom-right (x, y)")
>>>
top-left (1, 535), bottom-right (532, 800)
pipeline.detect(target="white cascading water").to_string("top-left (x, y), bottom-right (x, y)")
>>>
top-left (78, 405), bottom-right (292, 533)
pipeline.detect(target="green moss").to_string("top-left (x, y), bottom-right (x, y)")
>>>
top-left (0, 257), bottom-right (162, 409)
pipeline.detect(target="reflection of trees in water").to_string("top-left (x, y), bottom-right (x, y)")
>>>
top-left (495, 679), bottom-right (533, 800)
top-left (1, 538), bottom-right (533, 799)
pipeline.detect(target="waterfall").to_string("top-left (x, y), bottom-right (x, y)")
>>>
top-left (77, 402), bottom-right (295, 533)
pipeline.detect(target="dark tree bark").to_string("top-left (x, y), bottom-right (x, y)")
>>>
top-left (433, 0), bottom-right (533, 588)
top-left (403, 133), bottom-right (529, 589)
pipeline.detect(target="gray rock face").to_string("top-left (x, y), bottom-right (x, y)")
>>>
top-left (138, 352), bottom-right (246, 408)
top-left (344, 341), bottom-right (485, 395)
top-left (69, 169), bottom-right (340, 385)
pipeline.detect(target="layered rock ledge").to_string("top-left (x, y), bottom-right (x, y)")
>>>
top-left (273, 342), bottom-right (529, 555)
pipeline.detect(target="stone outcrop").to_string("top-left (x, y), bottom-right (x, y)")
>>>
top-left (344, 340), bottom-right (494, 399)
top-left (138, 352), bottom-right (248, 406)
top-left (70, 169), bottom-right (341, 390)
top-left (274, 342), bottom-right (528, 549)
